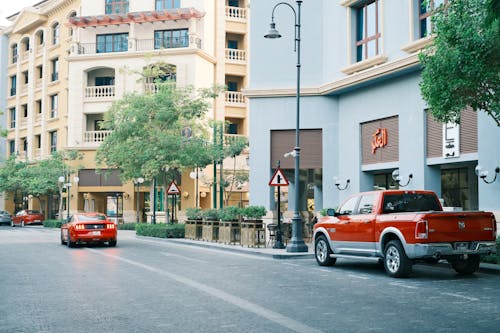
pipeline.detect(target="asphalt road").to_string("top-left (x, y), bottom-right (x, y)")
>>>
top-left (1, 226), bottom-right (499, 333)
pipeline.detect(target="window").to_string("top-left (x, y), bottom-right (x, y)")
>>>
top-left (228, 0), bottom-right (239, 6)
top-left (373, 173), bottom-right (398, 190)
top-left (22, 104), bottom-right (28, 118)
top-left (21, 137), bottom-right (27, 153)
top-left (9, 140), bottom-right (15, 155)
top-left (11, 44), bottom-right (18, 64)
top-left (227, 40), bottom-right (238, 49)
top-left (36, 65), bottom-right (43, 79)
top-left (154, 29), bottom-right (188, 49)
top-left (51, 58), bottom-right (59, 81)
top-left (355, 0), bottom-right (380, 62)
top-left (35, 135), bottom-right (41, 149)
top-left (95, 77), bottom-right (115, 86)
top-left (36, 100), bottom-right (42, 114)
top-left (22, 71), bottom-right (29, 85)
top-left (418, 0), bottom-right (447, 38)
top-left (52, 22), bottom-right (60, 45)
top-left (50, 94), bottom-right (58, 118)
top-left (227, 81), bottom-right (238, 91)
top-left (441, 167), bottom-right (475, 210)
top-left (9, 108), bottom-right (16, 129)
top-left (105, 0), bottom-right (129, 14)
top-left (96, 33), bottom-right (128, 53)
top-left (50, 131), bottom-right (57, 152)
top-left (357, 194), bottom-right (375, 214)
top-left (10, 75), bottom-right (17, 96)
top-left (338, 196), bottom-right (359, 216)
top-left (155, 0), bottom-right (180, 10)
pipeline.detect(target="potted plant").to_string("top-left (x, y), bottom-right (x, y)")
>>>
top-left (242, 205), bottom-right (267, 221)
top-left (202, 208), bottom-right (221, 221)
top-left (185, 207), bottom-right (203, 240)
top-left (201, 208), bottom-right (220, 242)
top-left (240, 205), bottom-right (267, 247)
top-left (219, 206), bottom-right (242, 244)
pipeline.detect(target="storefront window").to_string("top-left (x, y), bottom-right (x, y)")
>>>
top-left (373, 173), bottom-right (398, 190)
top-left (441, 168), bottom-right (471, 210)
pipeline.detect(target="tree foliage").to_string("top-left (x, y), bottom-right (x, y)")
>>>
top-left (95, 82), bottom-right (247, 182)
top-left (419, 0), bottom-right (500, 126)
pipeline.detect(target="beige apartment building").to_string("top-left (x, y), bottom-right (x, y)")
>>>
top-left (3, 0), bottom-right (250, 222)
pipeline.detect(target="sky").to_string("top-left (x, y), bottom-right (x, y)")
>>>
top-left (0, 0), bottom-right (40, 26)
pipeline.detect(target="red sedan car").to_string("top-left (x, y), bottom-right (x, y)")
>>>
top-left (61, 213), bottom-right (117, 247)
top-left (12, 210), bottom-right (45, 227)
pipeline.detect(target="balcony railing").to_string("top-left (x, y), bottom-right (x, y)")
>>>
top-left (225, 49), bottom-right (246, 63)
top-left (225, 91), bottom-right (246, 106)
top-left (224, 134), bottom-right (247, 146)
top-left (84, 130), bottom-right (112, 144)
top-left (225, 6), bottom-right (247, 20)
top-left (84, 85), bottom-right (115, 99)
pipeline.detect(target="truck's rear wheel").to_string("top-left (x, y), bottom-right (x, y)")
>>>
top-left (384, 240), bottom-right (412, 278)
top-left (450, 255), bottom-right (480, 275)
top-left (315, 235), bottom-right (336, 266)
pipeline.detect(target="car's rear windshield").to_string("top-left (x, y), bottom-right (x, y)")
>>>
top-left (27, 210), bottom-right (41, 214)
top-left (383, 193), bottom-right (442, 213)
top-left (77, 215), bottom-right (106, 221)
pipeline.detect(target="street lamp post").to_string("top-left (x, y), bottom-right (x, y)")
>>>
top-left (265, 0), bottom-right (308, 252)
top-left (58, 176), bottom-right (65, 222)
top-left (60, 175), bottom-right (79, 221)
top-left (135, 177), bottom-right (144, 223)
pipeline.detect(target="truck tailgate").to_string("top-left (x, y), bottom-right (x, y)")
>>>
top-left (425, 212), bottom-right (496, 242)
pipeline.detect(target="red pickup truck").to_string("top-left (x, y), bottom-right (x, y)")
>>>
top-left (313, 190), bottom-right (497, 278)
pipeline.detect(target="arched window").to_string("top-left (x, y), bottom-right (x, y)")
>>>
top-left (68, 11), bottom-right (77, 37)
top-left (52, 22), bottom-right (60, 45)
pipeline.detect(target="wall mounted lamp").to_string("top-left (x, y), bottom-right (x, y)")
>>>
top-left (392, 169), bottom-right (413, 187)
top-left (333, 176), bottom-right (350, 190)
top-left (475, 165), bottom-right (500, 184)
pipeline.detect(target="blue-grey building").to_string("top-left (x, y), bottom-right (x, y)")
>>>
top-left (247, 0), bottom-right (500, 222)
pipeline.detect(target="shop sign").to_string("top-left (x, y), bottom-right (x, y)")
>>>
top-left (443, 122), bottom-right (460, 158)
top-left (371, 128), bottom-right (388, 154)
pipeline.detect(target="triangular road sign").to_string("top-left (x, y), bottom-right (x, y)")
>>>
top-left (269, 168), bottom-right (289, 186)
top-left (167, 181), bottom-right (181, 195)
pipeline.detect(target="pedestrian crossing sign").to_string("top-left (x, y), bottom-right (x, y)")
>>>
top-left (269, 168), bottom-right (289, 186)
top-left (167, 181), bottom-right (181, 195)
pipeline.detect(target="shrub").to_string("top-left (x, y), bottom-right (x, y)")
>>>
top-left (242, 206), bottom-right (267, 219)
top-left (43, 220), bottom-right (63, 228)
top-left (202, 208), bottom-right (221, 221)
top-left (220, 206), bottom-right (241, 221)
top-left (135, 223), bottom-right (185, 238)
top-left (118, 223), bottom-right (137, 230)
top-left (481, 237), bottom-right (500, 264)
top-left (186, 207), bottom-right (203, 220)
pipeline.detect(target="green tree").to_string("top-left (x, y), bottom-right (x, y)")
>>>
top-left (0, 151), bottom-right (80, 215)
top-left (419, 0), bottom-right (500, 126)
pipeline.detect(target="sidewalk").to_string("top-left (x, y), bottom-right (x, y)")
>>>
top-left (154, 236), bottom-right (500, 274)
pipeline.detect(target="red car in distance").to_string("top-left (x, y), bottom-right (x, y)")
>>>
top-left (61, 213), bottom-right (117, 247)
top-left (12, 210), bottom-right (45, 227)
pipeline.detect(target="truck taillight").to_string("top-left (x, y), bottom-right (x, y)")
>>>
top-left (415, 220), bottom-right (428, 239)
top-left (493, 216), bottom-right (497, 238)
top-left (106, 223), bottom-right (115, 229)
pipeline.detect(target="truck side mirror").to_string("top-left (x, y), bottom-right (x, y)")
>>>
top-left (327, 208), bottom-right (336, 216)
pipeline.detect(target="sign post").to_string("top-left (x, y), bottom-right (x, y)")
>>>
top-left (269, 161), bottom-right (289, 249)
top-left (167, 181), bottom-right (181, 224)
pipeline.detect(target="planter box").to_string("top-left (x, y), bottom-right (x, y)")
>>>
top-left (185, 219), bottom-right (203, 240)
top-left (219, 221), bottom-right (241, 244)
top-left (202, 220), bottom-right (219, 242)
top-left (240, 219), bottom-right (265, 247)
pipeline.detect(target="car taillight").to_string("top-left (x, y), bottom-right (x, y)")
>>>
top-left (75, 224), bottom-right (85, 230)
top-left (415, 220), bottom-right (428, 239)
top-left (106, 223), bottom-right (115, 229)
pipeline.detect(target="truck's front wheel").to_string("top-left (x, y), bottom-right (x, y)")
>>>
top-left (384, 240), bottom-right (412, 278)
top-left (449, 255), bottom-right (480, 275)
top-left (315, 235), bottom-right (336, 266)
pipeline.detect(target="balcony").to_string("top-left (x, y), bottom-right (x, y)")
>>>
top-left (83, 130), bottom-right (112, 145)
top-left (225, 91), bottom-right (246, 106)
top-left (84, 86), bottom-right (115, 100)
top-left (224, 134), bottom-right (247, 146)
top-left (225, 6), bottom-right (247, 21)
top-left (225, 49), bottom-right (246, 63)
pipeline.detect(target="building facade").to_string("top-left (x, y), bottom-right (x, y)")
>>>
top-left (247, 0), bottom-right (500, 222)
top-left (2, 0), bottom-right (250, 221)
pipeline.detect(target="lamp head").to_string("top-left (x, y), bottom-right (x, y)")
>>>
top-left (264, 22), bottom-right (281, 39)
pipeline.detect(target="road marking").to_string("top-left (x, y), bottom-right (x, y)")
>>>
top-left (87, 248), bottom-right (323, 333)
top-left (440, 292), bottom-right (479, 302)
top-left (160, 252), bottom-right (209, 263)
top-left (347, 274), bottom-right (369, 280)
top-left (389, 282), bottom-right (418, 290)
